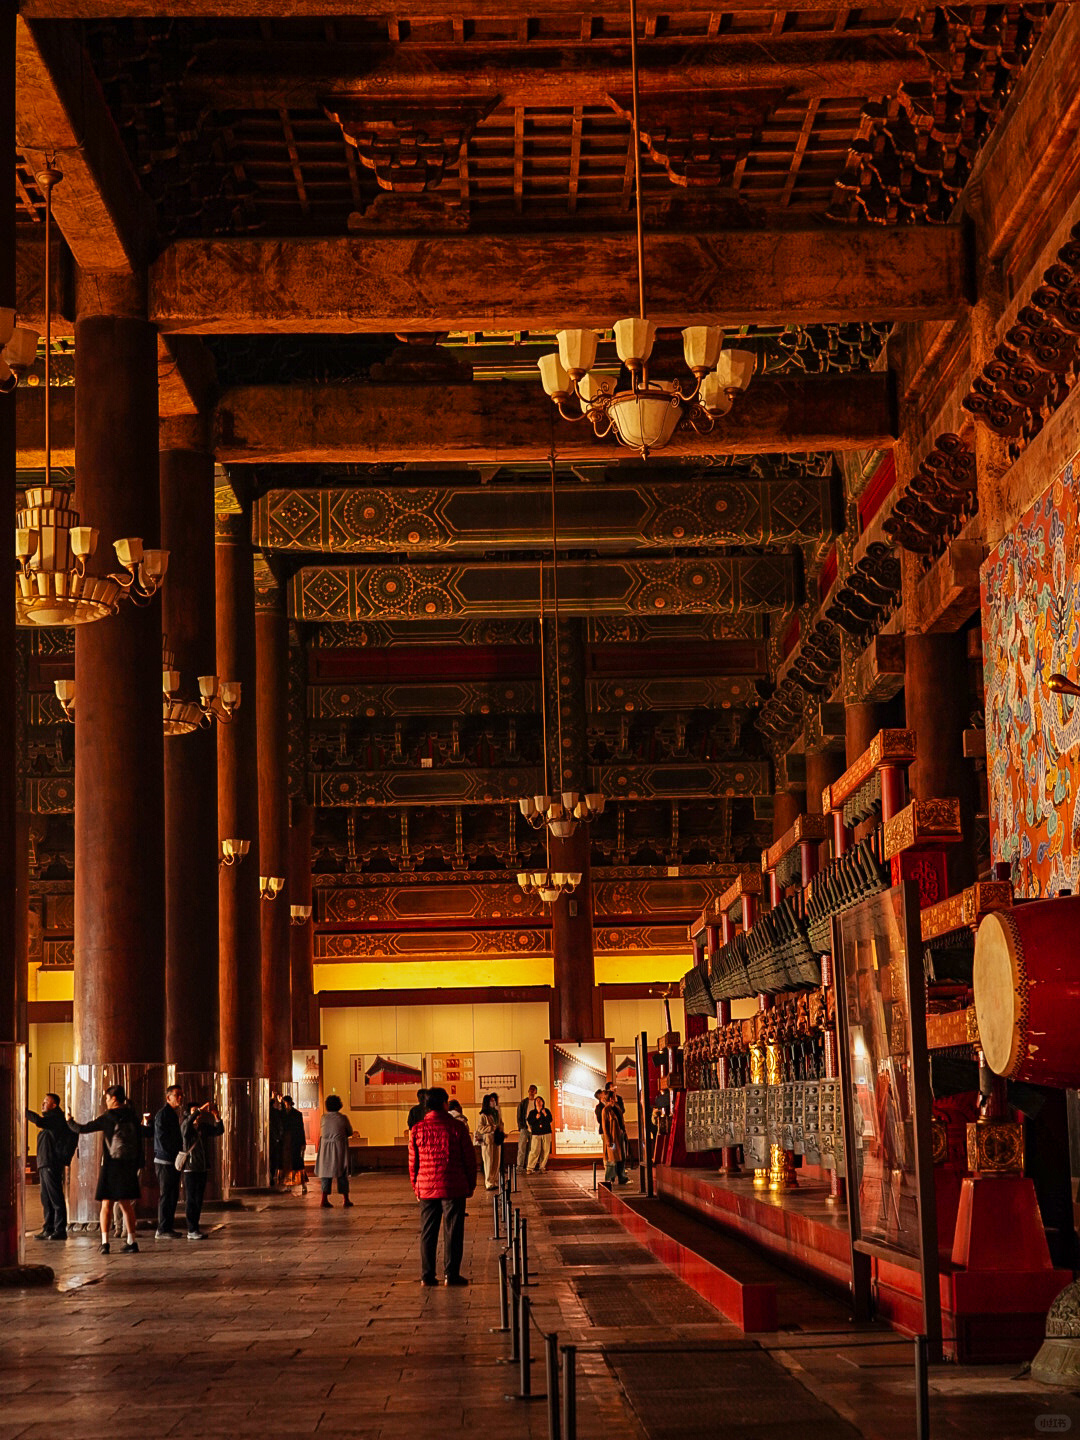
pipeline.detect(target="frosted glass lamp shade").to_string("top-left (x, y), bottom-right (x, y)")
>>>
top-left (700, 374), bottom-right (733, 415)
top-left (609, 387), bottom-right (682, 453)
top-left (682, 326), bottom-right (724, 375)
top-left (556, 328), bottom-right (598, 378)
top-left (538, 352), bottom-right (571, 399)
top-left (613, 317), bottom-right (656, 365)
top-left (716, 348), bottom-right (757, 392)
top-left (5, 327), bottom-right (39, 368)
top-left (114, 536), bottom-right (144, 568)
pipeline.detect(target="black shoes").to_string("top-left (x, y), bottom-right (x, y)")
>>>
top-left (444, 1275), bottom-right (469, 1287)
top-left (99, 1242), bottom-right (110, 1254)
top-left (32, 1230), bottom-right (51, 1241)
top-left (419, 1276), bottom-right (437, 1287)
top-left (122, 1241), bottom-right (139, 1254)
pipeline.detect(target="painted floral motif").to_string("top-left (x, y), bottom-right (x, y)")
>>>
top-left (982, 452), bottom-right (1080, 896)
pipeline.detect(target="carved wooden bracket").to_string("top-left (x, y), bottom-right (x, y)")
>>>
top-left (828, 7), bottom-right (1050, 225)
top-left (963, 223), bottom-right (1080, 459)
top-left (605, 91), bottom-right (784, 187)
top-left (883, 431), bottom-right (976, 562)
top-left (325, 98), bottom-right (496, 194)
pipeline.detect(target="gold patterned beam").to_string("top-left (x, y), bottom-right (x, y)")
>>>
top-left (313, 922), bottom-right (689, 961)
top-left (255, 477), bottom-right (836, 553)
top-left (587, 675), bottom-right (761, 712)
top-left (308, 679), bottom-right (539, 720)
top-left (290, 555), bottom-right (798, 623)
top-left (881, 797), bottom-right (964, 861)
top-left (312, 759), bottom-right (769, 805)
top-left (920, 880), bottom-right (1013, 942)
top-left (822, 728), bottom-right (917, 813)
top-left (315, 870), bottom-right (738, 924)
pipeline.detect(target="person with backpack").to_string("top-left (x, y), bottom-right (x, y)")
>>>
top-left (27, 1091), bottom-right (78, 1240)
top-left (67, 1083), bottom-right (152, 1255)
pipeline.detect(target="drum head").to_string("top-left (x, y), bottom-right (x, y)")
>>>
top-left (973, 911), bottom-right (1022, 1078)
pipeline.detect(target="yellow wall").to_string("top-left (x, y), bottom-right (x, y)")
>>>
top-left (314, 957), bottom-right (554, 992)
top-left (321, 1001), bottom-right (552, 1146)
top-left (602, 995), bottom-right (686, 1054)
top-left (28, 1021), bottom-right (74, 1110)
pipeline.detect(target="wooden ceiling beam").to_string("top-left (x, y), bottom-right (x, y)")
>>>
top-left (217, 373), bottom-right (894, 463)
top-left (16, 371), bottom-right (889, 467)
top-left (151, 228), bottom-right (968, 334)
top-left (169, 38), bottom-right (932, 108)
top-left (15, 17), bottom-right (154, 270)
top-left (19, 0), bottom-right (925, 15)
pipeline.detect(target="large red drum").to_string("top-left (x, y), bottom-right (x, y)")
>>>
top-left (973, 897), bottom-right (1080, 1088)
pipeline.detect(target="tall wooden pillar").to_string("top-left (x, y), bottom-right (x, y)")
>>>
top-left (545, 617), bottom-right (598, 1040)
top-left (905, 633), bottom-right (977, 888)
top-left (0, 4), bottom-right (22, 1272)
top-left (74, 271), bottom-right (165, 1067)
top-left (773, 787), bottom-right (804, 841)
top-left (256, 594), bottom-right (292, 1084)
top-left (845, 702), bottom-right (883, 766)
top-left (805, 751), bottom-right (844, 818)
top-left (289, 799), bottom-right (318, 1051)
top-left (216, 512), bottom-right (262, 1078)
top-left (160, 417), bottom-right (218, 1074)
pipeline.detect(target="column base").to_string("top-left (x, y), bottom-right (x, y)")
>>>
top-left (62, 1061), bottom-right (170, 1227)
top-left (221, 1076), bottom-right (270, 1195)
top-left (0, 1264), bottom-right (54, 1287)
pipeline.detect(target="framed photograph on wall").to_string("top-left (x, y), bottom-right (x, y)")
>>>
top-left (833, 883), bottom-right (942, 1356)
top-left (349, 1053), bottom-right (424, 1108)
top-left (547, 1039), bottom-right (611, 1157)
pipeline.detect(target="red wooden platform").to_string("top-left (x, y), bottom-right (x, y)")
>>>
top-left (607, 1165), bottom-right (1070, 1361)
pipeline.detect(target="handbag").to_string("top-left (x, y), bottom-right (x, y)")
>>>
top-left (493, 1127), bottom-right (505, 1147)
top-left (174, 1148), bottom-right (190, 1172)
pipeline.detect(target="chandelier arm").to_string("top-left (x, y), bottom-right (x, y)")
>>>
top-left (688, 407), bottom-right (717, 437)
top-left (590, 410), bottom-right (614, 439)
top-left (554, 397), bottom-right (588, 424)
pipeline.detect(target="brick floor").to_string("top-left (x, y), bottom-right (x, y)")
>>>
top-left (3, 1170), bottom-right (1079, 1440)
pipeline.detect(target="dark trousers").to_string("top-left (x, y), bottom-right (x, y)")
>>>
top-left (419, 1196), bottom-right (466, 1281)
top-left (320, 1174), bottom-right (349, 1196)
top-left (183, 1170), bottom-right (208, 1233)
top-left (156, 1160), bottom-right (182, 1233)
top-left (39, 1164), bottom-right (67, 1236)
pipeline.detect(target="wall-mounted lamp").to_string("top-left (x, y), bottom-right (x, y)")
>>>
top-left (290, 904), bottom-right (313, 926)
top-left (260, 875), bottom-right (285, 900)
top-left (220, 838), bottom-right (250, 866)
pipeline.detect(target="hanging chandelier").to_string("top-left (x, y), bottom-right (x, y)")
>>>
top-left (14, 166), bottom-right (169, 627)
top-left (537, 0), bottom-right (756, 458)
top-left (53, 641), bottom-right (241, 735)
top-left (162, 643), bottom-right (241, 735)
top-left (518, 447), bottom-right (605, 841)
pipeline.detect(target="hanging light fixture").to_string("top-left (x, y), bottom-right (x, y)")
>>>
top-left (536, 0), bottom-right (756, 458)
top-left (52, 638), bottom-right (241, 735)
top-left (518, 448), bottom-right (605, 839)
top-left (162, 641), bottom-right (241, 735)
top-left (515, 554), bottom-right (581, 905)
top-left (14, 166), bottom-right (170, 626)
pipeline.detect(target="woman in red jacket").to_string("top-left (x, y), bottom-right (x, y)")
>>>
top-left (408, 1086), bottom-right (478, 1287)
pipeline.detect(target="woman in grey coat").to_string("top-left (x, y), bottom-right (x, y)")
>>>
top-left (315, 1094), bottom-right (355, 1208)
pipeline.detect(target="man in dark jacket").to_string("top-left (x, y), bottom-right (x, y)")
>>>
top-left (153, 1085), bottom-right (185, 1239)
top-left (408, 1086), bottom-right (477, 1287)
top-left (516, 1085), bottom-right (538, 1172)
top-left (27, 1092), bottom-right (75, 1240)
